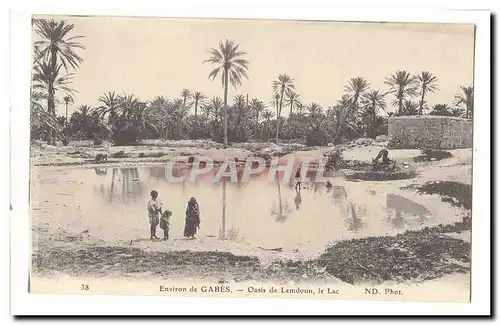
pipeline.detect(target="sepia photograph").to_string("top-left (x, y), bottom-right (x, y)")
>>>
top-left (9, 3), bottom-right (492, 316)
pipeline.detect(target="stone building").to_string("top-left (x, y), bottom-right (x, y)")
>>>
top-left (388, 115), bottom-right (472, 150)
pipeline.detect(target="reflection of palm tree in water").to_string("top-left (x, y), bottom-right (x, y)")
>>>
top-left (346, 202), bottom-right (363, 232)
top-left (220, 178), bottom-right (227, 240)
top-left (94, 168), bottom-right (107, 176)
top-left (391, 211), bottom-right (406, 229)
top-left (107, 168), bottom-right (143, 202)
top-left (294, 191), bottom-right (302, 210)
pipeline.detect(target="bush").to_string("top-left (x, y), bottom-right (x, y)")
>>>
top-left (61, 137), bottom-right (70, 146)
top-left (94, 137), bottom-right (103, 146)
top-left (345, 169), bottom-right (417, 181)
top-left (110, 126), bottom-right (140, 146)
top-left (111, 151), bottom-right (127, 158)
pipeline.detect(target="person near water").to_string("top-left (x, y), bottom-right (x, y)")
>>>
top-left (294, 167), bottom-right (302, 192)
top-left (373, 149), bottom-right (390, 165)
top-left (184, 197), bottom-right (200, 239)
top-left (147, 190), bottom-right (162, 240)
top-left (160, 209), bottom-right (172, 241)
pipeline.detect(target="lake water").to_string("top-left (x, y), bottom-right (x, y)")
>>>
top-left (31, 165), bottom-right (463, 254)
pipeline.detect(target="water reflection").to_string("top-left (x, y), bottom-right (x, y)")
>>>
top-left (294, 192), bottom-right (302, 210)
top-left (101, 168), bottom-right (145, 203)
top-left (94, 168), bottom-right (107, 176)
top-left (346, 202), bottom-right (364, 232)
top-left (386, 194), bottom-right (431, 229)
top-left (82, 166), bottom-right (439, 248)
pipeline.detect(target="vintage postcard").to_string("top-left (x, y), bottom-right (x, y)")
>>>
top-left (10, 5), bottom-right (492, 316)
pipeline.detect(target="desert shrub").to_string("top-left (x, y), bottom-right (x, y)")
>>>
top-left (61, 137), bottom-right (70, 146)
top-left (345, 169), bottom-right (417, 181)
top-left (111, 151), bottom-right (127, 158)
top-left (110, 126), bottom-right (140, 146)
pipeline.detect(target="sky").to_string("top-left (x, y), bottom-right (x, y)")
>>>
top-left (32, 16), bottom-right (475, 117)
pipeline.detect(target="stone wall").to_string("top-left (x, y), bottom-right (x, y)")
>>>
top-left (388, 116), bottom-right (472, 149)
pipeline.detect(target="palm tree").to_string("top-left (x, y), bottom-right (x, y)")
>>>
top-left (148, 96), bottom-right (170, 139)
top-left (69, 105), bottom-right (94, 139)
top-left (284, 90), bottom-right (301, 115)
top-left (306, 102), bottom-right (323, 115)
top-left (416, 71), bottom-right (439, 115)
top-left (428, 104), bottom-right (463, 117)
top-left (344, 77), bottom-right (370, 110)
top-left (192, 91), bottom-right (206, 117)
top-left (249, 98), bottom-right (266, 125)
top-left (180, 88), bottom-right (192, 110)
top-left (33, 19), bottom-right (85, 144)
top-left (384, 70), bottom-right (419, 115)
top-left (204, 39), bottom-right (249, 147)
top-left (262, 109), bottom-right (275, 142)
top-left (32, 60), bottom-right (76, 140)
top-left (453, 86), bottom-right (474, 119)
top-left (361, 90), bottom-right (387, 138)
top-left (402, 100), bottom-right (419, 116)
top-left (63, 95), bottom-right (73, 123)
top-left (272, 74), bottom-right (295, 144)
top-left (96, 91), bottom-right (120, 129)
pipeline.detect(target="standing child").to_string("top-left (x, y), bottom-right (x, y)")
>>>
top-left (160, 210), bottom-right (172, 241)
top-left (147, 190), bottom-right (162, 240)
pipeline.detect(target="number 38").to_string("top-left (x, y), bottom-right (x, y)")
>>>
top-left (81, 284), bottom-right (90, 291)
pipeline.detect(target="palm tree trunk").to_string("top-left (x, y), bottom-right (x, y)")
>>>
top-left (48, 48), bottom-right (57, 145)
top-left (419, 89), bottom-right (426, 115)
top-left (221, 178), bottom-right (226, 240)
top-left (277, 179), bottom-right (283, 216)
top-left (276, 90), bottom-right (284, 144)
top-left (194, 99), bottom-right (198, 118)
top-left (223, 69), bottom-right (229, 148)
top-left (289, 100), bottom-right (293, 116)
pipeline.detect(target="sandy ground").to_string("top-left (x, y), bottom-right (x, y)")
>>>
top-left (30, 140), bottom-right (472, 286)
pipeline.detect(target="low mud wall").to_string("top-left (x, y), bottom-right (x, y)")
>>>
top-left (388, 116), bottom-right (472, 150)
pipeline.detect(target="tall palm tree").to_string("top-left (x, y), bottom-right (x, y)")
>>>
top-left (32, 60), bottom-right (76, 140)
top-left (63, 95), bottom-right (73, 123)
top-left (272, 74), bottom-right (295, 144)
top-left (180, 88), bottom-right (192, 110)
top-left (453, 86), bottom-right (474, 119)
top-left (192, 91), bottom-right (206, 117)
top-left (33, 19), bottom-right (85, 144)
top-left (344, 77), bottom-right (370, 110)
top-left (384, 70), bottom-right (419, 115)
top-left (416, 71), bottom-right (439, 115)
top-left (284, 90), bottom-right (301, 115)
top-left (204, 39), bottom-right (249, 147)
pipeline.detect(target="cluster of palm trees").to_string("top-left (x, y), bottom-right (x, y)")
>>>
top-left (30, 19), bottom-right (475, 147)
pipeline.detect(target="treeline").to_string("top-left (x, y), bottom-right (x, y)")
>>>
top-left (30, 19), bottom-right (474, 146)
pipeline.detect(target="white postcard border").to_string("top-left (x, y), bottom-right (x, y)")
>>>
top-left (9, 0), bottom-right (491, 316)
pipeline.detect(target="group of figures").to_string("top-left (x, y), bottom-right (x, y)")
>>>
top-left (147, 190), bottom-right (201, 241)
